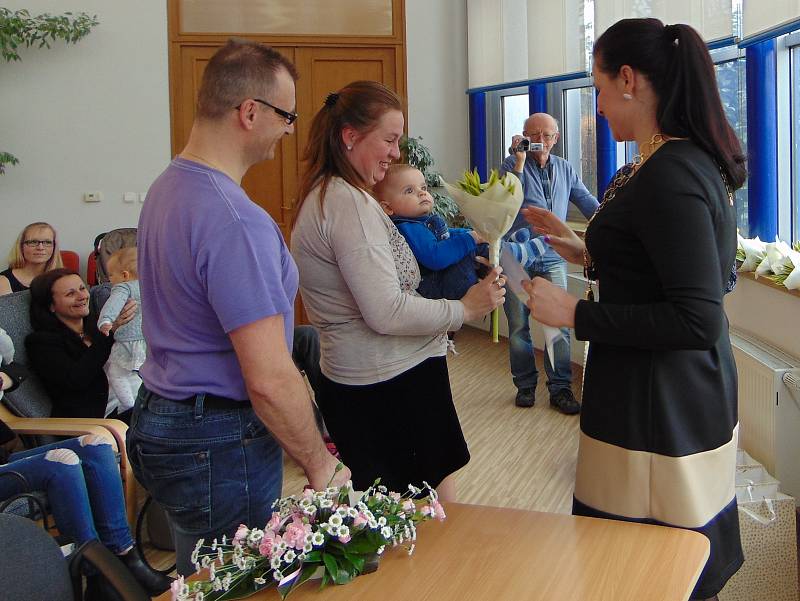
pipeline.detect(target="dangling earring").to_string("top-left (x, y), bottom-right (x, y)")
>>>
top-left (346, 145), bottom-right (353, 151)
top-left (623, 93), bottom-right (633, 100)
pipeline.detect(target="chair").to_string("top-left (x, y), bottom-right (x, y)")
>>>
top-left (93, 228), bottom-right (137, 285)
top-left (0, 290), bottom-right (138, 526)
top-left (0, 513), bottom-right (149, 601)
top-left (60, 250), bottom-right (80, 273)
top-left (86, 252), bottom-right (98, 286)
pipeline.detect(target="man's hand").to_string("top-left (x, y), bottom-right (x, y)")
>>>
top-left (230, 314), bottom-right (352, 493)
top-left (509, 135), bottom-right (528, 172)
top-left (307, 455), bottom-right (353, 491)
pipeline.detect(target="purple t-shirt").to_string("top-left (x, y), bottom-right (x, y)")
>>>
top-left (137, 158), bottom-right (298, 400)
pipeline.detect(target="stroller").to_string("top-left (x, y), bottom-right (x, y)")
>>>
top-left (87, 228), bottom-right (137, 286)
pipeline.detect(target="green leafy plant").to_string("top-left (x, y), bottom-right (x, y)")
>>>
top-left (0, 8), bottom-right (98, 174)
top-left (400, 136), bottom-right (467, 227)
top-left (0, 151), bottom-right (19, 175)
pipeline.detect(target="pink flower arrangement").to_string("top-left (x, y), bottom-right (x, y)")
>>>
top-left (172, 476), bottom-right (444, 601)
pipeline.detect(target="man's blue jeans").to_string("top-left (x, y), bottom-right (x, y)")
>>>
top-left (127, 386), bottom-right (283, 575)
top-left (0, 436), bottom-right (134, 553)
top-left (503, 251), bottom-right (572, 394)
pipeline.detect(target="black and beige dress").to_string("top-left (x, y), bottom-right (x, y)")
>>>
top-left (573, 140), bottom-right (743, 598)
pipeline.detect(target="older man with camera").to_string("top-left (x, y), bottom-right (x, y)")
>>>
top-left (499, 112), bottom-right (598, 413)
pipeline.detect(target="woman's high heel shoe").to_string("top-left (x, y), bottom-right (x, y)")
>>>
top-left (119, 544), bottom-right (174, 595)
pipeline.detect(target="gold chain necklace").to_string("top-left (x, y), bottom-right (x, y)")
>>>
top-left (582, 133), bottom-right (674, 301)
top-left (182, 151), bottom-right (225, 174)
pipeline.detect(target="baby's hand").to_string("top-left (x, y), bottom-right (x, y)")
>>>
top-left (99, 322), bottom-right (113, 336)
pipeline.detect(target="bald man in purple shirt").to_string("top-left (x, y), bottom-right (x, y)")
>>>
top-left (128, 39), bottom-right (349, 575)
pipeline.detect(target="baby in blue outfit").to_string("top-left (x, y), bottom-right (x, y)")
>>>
top-left (374, 164), bottom-right (547, 299)
top-left (374, 164), bottom-right (487, 300)
top-left (97, 247), bottom-right (145, 412)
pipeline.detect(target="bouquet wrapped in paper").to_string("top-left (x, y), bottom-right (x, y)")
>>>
top-left (761, 239), bottom-right (800, 290)
top-left (737, 234), bottom-right (800, 291)
top-left (443, 169), bottom-right (523, 342)
top-left (737, 234), bottom-right (766, 272)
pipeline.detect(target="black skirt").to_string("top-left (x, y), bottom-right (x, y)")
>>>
top-left (317, 356), bottom-right (470, 492)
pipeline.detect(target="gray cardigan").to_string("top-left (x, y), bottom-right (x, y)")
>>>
top-left (291, 178), bottom-right (464, 385)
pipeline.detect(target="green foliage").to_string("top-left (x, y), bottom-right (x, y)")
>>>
top-left (0, 8), bottom-right (98, 62)
top-left (456, 168), bottom-right (516, 196)
top-left (0, 151), bottom-right (19, 175)
top-left (399, 135), bottom-right (467, 227)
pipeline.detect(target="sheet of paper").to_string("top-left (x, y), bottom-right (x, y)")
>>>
top-left (500, 245), bottom-right (565, 364)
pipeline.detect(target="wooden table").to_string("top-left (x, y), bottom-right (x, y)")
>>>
top-left (157, 503), bottom-right (710, 601)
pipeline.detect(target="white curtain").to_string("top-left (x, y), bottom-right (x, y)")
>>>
top-left (527, 0), bottom-right (588, 79)
top-left (742, 0), bottom-right (800, 39)
top-left (595, 0), bottom-right (734, 42)
top-left (467, 0), bottom-right (588, 89)
top-left (467, 0), bottom-right (505, 88)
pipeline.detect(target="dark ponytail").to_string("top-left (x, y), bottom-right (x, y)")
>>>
top-left (594, 18), bottom-right (747, 189)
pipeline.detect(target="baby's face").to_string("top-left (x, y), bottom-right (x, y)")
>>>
top-left (380, 169), bottom-right (434, 218)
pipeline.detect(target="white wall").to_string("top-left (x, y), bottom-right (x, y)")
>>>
top-left (0, 1), bottom-right (465, 274)
top-left (0, 1), bottom-right (170, 272)
top-left (725, 277), bottom-right (800, 362)
top-left (405, 0), bottom-right (470, 184)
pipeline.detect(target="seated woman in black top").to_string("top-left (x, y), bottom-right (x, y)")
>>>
top-left (0, 222), bottom-right (63, 296)
top-left (25, 269), bottom-right (136, 420)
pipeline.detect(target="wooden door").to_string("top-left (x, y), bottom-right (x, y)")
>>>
top-left (175, 45), bottom-right (298, 241)
top-left (293, 46), bottom-right (400, 163)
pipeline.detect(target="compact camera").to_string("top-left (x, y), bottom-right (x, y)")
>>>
top-left (514, 138), bottom-right (545, 153)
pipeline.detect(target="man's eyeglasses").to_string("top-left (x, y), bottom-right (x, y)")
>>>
top-left (525, 132), bottom-right (557, 142)
top-left (23, 239), bottom-right (54, 248)
top-left (235, 98), bottom-right (298, 125)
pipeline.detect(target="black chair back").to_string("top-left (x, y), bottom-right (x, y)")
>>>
top-left (0, 513), bottom-right (73, 601)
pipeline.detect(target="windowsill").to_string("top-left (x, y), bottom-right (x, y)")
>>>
top-left (737, 270), bottom-right (800, 299)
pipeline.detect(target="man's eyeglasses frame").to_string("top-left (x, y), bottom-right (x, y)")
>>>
top-left (235, 98), bottom-right (298, 125)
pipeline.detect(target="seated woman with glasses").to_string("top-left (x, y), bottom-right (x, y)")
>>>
top-left (0, 222), bottom-right (63, 296)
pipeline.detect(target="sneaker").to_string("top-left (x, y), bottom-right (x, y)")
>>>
top-left (550, 388), bottom-right (580, 415)
top-left (514, 387), bottom-right (536, 408)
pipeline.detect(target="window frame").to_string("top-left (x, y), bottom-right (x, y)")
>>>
top-left (485, 85), bottom-right (530, 170)
top-left (547, 76), bottom-right (596, 222)
top-left (784, 30), bottom-right (800, 242)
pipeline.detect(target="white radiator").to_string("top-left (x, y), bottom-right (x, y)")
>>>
top-left (730, 330), bottom-right (800, 502)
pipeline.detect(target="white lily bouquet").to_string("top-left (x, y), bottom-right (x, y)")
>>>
top-left (444, 169), bottom-right (523, 342)
top-left (737, 234), bottom-right (800, 291)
